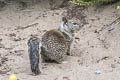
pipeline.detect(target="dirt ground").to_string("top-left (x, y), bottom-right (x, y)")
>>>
top-left (0, 1), bottom-right (120, 80)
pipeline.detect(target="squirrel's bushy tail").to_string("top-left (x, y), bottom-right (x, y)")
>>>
top-left (27, 36), bottom-right (41, 75)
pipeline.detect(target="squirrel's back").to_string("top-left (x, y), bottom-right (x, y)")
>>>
top-left (41, 29), bottom-right (68, 62)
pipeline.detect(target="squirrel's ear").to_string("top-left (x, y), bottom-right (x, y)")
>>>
top-left (62, 16), bottom-right (68, 24)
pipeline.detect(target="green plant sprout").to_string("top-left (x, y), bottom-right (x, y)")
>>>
top-left (70, 0), bottom-right (117, 6)
top-left (106, 5), bottom-right (120, 31)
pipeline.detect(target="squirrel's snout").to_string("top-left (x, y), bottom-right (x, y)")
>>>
top-left (79, 24), bottom-right (84, 28)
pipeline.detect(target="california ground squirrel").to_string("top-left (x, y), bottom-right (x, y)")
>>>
top-left (27, 17), bottom-right (84, 75)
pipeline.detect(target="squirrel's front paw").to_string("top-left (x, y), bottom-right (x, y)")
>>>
top-left (69, 36), bottom-right (73, 41)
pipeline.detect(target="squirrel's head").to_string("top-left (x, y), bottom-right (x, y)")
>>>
top-left (61, 17), bottom-right (84, 35)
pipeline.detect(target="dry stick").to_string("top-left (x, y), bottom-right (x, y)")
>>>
top-left (107, 17), bottom-right (120, 31)
top-left (15, 23), bottom-right (39, 30)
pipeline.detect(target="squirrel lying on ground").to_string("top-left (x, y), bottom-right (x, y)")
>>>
top-left (27, 17), bottom-right (84, 75)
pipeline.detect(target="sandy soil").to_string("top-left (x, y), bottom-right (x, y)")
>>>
top-left (0, 1), bottom-right (120, 80)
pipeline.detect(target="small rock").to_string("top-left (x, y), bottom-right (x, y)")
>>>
top-left (94, 70), bottom-right (101, 75)
top-left (111, 64), bottom-right (116, 68)
top-left (63, 77), bottom-right (70, 80)
top-left (9, 33), bottom-right (16, 37)
top-left (75, 37), bottom-right (80, 40)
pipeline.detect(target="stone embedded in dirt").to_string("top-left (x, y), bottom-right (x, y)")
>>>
top-left (97, 56), bottom-right (109, 63)
top-left (0, 43), bottom-right (5, 48)
top-left (63, 77), bottom-right (70, 80)
top-left (0, 57), bottom-right (9, 74)
top-left (0, 64), bottom-right (11, 74)
top-left (77, 59), bottom-right (80, 62)
top-left (42, 30), bottom-right (47, 32)
top-left (75, 37), bottom-right (80, 40)
top-left (91, 19), bottom-right (95, 22)
top-left (14, 50), bottom-right (24, 56)
top-left (0, 69), bottom-right (10, 74)
top-left (0, 38), bottom-right (2, 42)
top-left (12, 37), bottom-right (22, 41)
top-left (101, 56), bottom-right (109, 60)
top-left (9, 33), bottom-right (16, 37)
top-left (94, 29), bottom-right (99, 33)
top-left (111, 64), bottom-right (116, 68)
top-left (1, 57), bottom-right (8, 63)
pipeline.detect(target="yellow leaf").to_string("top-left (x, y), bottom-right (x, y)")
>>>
top-left (115, 15), bottom-right (120, 22)
top-left (117, 6), bottom-right (120, 10)
top-left (71, 0), bottom-right (76, 4)
top-left (9, 74), bottom-right (16, 80)
top-left (77, 0), bottom-right (81, 1)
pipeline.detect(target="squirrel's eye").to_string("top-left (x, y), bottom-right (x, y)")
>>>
top-left (72, 22), bottom-right (77, 25)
